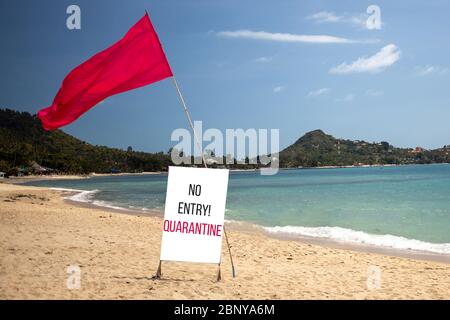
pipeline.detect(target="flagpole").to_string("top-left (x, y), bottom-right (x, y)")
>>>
top-left (171, 77), bottom-right (207, 168)
top-left (171, 75), bottom-right (236, 280)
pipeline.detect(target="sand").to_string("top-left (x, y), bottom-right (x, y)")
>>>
top-left (0, 183), bottom-right (449, 299)
top-left (6, 172), bottom-right (165, 184)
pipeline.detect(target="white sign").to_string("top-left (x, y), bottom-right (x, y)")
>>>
top-left (160, 166), bottom-right (229, 264)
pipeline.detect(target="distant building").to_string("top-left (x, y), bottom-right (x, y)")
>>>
top-left (17, 168), bottom-right (28, 177)
top-left (0, 172), bottom-right (5, 179)
top-left (31, 161), bottom-right (55, 175)
top-left (414, 146), bottom-right (423, 153)
top-left (205, 158), bottom-right (218, 165)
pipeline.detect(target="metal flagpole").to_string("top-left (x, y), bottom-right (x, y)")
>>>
top-left (171, 77), bottom-right (207, 168)
top-left (171, 75), bottom-right (236, 281)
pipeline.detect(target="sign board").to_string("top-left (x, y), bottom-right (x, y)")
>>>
top-left (160, 166), bottom-right (229, 264)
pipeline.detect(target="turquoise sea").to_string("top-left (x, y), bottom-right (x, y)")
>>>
top-left (26, 164), bottom-right (450, 254)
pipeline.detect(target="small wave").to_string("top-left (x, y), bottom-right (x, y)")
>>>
top-left (91, 200), bottom-right (132, 211)
top-left (127, 206), bottom-right (152, 212)
top-left (66, 189), bottom-right (99, 203)
top-left (224, 218), bottom-right (247, 225)
top-left (264, 225), bottom-right (450, 255)
top-left (65, 189), bottom-right (147, 212)
top-left (50, 187), bottom-right (86, 193)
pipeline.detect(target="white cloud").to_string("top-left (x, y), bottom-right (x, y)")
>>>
top-left (273, 86), bottom-right (284, 93)
top-left (254, 56), bottom-right (273, 63)
top-left (306, 11), bottom-right (371, 29)
top-left (307, 11), bottom-right (343, 23)
top-left (216, 30), bottom-right (365, 44)
top-left (307, 88), bottom-right (330, 97)
top-left (415, 65), bottom-right (449, 76)
top-left (330, 44), bottom-right (400, 74)
top-left (365, 89), bottom-right (384, 97)
top-left (348, 15), bottom-right (368, 29)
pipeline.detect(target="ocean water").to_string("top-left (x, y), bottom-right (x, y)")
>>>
top-left (25, 164), bottom-right (450, 254)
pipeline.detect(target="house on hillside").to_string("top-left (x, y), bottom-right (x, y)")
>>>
top-left (31, 161), bottom-right (55, 175)
top-left (205, 158), bottom-right (218, 165)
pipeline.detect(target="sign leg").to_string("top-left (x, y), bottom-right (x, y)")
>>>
top-left (216, 263), bottom-right (222, 282)
top-left (154, 260), bottom-right (162, 279)
top-left (223, 226), bottom-right (236, 278)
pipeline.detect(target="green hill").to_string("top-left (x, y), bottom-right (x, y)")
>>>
top-left (280, 129), bottom-right (450, 168)
top-left (0, 108), bottom-right (171, 176)
top-left (1, 109), bottom-right (449, 176)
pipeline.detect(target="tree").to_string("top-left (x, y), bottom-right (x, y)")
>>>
top-left (380, 141), bottom-right (390, 151)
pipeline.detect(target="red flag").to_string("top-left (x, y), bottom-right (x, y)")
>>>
top-left (38, 13), bottom-right (173, 130)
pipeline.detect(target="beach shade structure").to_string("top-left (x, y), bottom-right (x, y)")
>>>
top-left (37, 11), bottom-right (235, 281)
top-left (37, 12), bottom-right (173, 131)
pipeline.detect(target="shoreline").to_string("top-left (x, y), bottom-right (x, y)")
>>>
top-left (2, 171), bottom-right (165, 184)
top-left (4, 162), bottom-right (450, 184)
top-left (56, 187), bottom-right (450, 264)
top-left (1, 183), bottom-right (450, 299)
top-left (6, 169), bottom-right (450, 262)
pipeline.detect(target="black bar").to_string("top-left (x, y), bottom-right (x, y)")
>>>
top-left (0, 300), bottom-right (447, 319)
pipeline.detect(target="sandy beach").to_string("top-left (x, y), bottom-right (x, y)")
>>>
top-left (0, 182), bottom-right (449, 299)
top-left (6, 172), bottom-right (165, 184)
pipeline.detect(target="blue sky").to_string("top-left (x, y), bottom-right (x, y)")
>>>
top-left (1, 0), bottom-right (450, 152)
